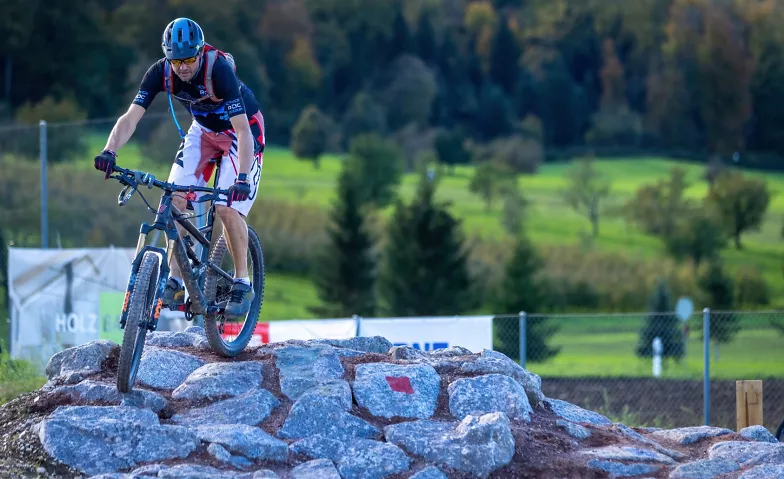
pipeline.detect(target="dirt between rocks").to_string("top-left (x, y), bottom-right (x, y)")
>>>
top-left (0, 341), bottom-right (760, 479)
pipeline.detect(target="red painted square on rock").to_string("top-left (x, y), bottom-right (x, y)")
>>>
top-left (385, 376), bottom-right (414, 394)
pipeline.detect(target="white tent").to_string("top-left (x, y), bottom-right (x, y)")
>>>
top-left (8, 247), bottom-right (183, 371)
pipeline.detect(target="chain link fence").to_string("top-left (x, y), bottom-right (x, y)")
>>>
top-left (494, 310), bottom-right (784, 433)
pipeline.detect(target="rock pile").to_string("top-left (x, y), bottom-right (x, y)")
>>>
top-left (0, 328), bottom-right (781, 478)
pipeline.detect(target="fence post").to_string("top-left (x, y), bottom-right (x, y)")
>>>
top-left (703, 307), bottom-right (711, 426)
top-left (519, 311), bottom-right (526, 370)
top-left (39, 120), bottom-right (48, 249)
top-left (353, 314), bottom-right (362, 337)
top-left (736, 380), bottom-right (763, 431)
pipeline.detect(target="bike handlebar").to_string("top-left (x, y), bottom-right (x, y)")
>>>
top-left (110, 165), bottom-right (232, 204)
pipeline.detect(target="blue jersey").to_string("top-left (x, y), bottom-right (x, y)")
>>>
top-left (133, 55), bottom-right (261, 132)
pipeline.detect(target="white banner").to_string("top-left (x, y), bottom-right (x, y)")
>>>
top-left (222, 319), bottom-right (357, 347)
top-left (8, 247), bottom-right (136, 370)
top-left (269, 319), bottom-right (356, 342)
top-left (359, 316), bottom-right (493, 353)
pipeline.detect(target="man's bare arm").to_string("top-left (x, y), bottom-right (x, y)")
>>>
top-left (104, 104), bottom-right (146, 152)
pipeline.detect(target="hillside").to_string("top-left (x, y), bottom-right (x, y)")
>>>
top-left (90, 135), bottom-right (784, 309)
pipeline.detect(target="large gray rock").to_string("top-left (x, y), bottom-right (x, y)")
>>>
top-left (171, 361), bottom-right (265, 401)
top-left (48, 380), bottom-right (167, 413)
top-left (170, 388), bottom-right (280, 426)
top-left (610, 423), bottom-right (685, 460)
top-left (577, 445), bottom-right (676, 465)
top-left (545, 398), bottom-right (613, 426)
top-left (739, 464), bottom-right (784, 479)
top-left (289, 434), bottom-right (346, 463)
top-left (145, 330), bottom-right (209, 350)
top-left (278, 393), bottom-right (381, 441)
top-left (336, 439), bottom-right (411, 479)
top-left (650, 426), bottom-right (733, 445)
top-left (352, 363), bottom-right (440, 419)
top-left (668, 458), bottom-right (739, 478)
top-left (34, 406), bottom-right (198, 475)
top-left (460, 350), bottom-right (545, 406)
top-left (155, 464), bottom-right (249, 478)
top-left (409, 466), bottom-right (448, 479)
top-left (193, 424), bottom-right (288, 461)
top-left (291, 459), bottom-right (341, 479)
top-left (298, 380), bottom-right (353, 411)
top-left (385, 412), bottom-right (515, 478)
top-left (586, 459), bottom-right (661, 477)
top-left (289, 436), bottom-right (410, 479)
top-left (44, 340), bottom-right (118, 383)
top-left (275, 345), bottom-right (345, 400)
top-left (740, 425), bottom-right (778, 443)
top-left (708, 441), bottom-right (784, 467)
top-left (447, 373), bottom-right (532, 421)
top-left (556, 419), bottom-right (591, 440)
top-left (136, 347), bottom-right (206, 390)
top-left (312, 336), bottom-right (393, 354)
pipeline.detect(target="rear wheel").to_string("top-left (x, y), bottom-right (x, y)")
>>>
top-left (116, 251), bottom-right (160, 393)
top-left (203, 226), bottom-right (265, 356)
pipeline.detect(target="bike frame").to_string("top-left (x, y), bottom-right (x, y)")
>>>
top-left (115, 165), bottom-right (234, 333)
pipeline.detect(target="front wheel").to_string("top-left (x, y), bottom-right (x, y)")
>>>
top-left (203, 226), bottom-right (265, 357)
top-left (116, 251), bottom-right (160, 393)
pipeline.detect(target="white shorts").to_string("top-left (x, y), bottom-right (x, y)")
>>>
top-left (167, 115), bottom-right (264, 217)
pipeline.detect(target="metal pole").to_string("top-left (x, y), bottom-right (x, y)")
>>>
top-left (39, 120), bottom-right (47, 249)
top-left (703, 307), bottom-right (711, 426)
top-left (519, 311), bottom-right (527, 369)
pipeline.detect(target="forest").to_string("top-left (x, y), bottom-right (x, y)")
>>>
top-left (3, 0), bottom-right (784, 170)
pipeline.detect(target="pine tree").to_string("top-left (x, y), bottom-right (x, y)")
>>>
top-left (494, 235), bottom-right (559, 363)
top-left (378, 170), bottom-right (474, 316)
top-left (416, 10), bottom-right (437, 64)
top-left (635, 280), bottom-right (685, 360)
top-left (309, 166), bottom-right (377, 318)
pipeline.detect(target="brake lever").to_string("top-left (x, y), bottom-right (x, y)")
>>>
top-left (118, 184), bottom-right (137, 206)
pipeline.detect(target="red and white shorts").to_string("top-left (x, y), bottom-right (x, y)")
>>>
top-left (167, 111), bottom-right (265, 217)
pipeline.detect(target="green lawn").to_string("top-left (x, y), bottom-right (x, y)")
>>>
top-left (83, 134), bottom-right (784, 305)
top-left (518, 311), bottom-right (784, 379)
top-left (526, 325), bottom-right (784, 380)
top-left (260, 272), bottom-right (321, 321)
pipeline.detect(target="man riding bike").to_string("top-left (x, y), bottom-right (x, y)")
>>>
top-left (94, 17), bottom-right (265, 319)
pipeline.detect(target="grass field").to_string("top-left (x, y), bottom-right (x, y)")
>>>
top-left (81, 133), bottom-right (784, 305)
top-left (512, 311), bottom-right (784, 379)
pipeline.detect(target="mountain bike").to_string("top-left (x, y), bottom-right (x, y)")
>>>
top-left (107, 162), bottom-right (265, 393)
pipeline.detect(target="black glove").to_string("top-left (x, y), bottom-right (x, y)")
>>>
top-left (94, 150), bottom-right (116, 179)
top-left (227, 178), bottom-right (251, 206)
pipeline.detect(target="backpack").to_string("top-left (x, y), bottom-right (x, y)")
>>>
top-left (163, 43), bottom-right (236, 103)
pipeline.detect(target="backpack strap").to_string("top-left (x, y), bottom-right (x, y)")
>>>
top-left (163, 60), bottom-right (174, 95)
top-left (203, 49), bottom-right (221, 102)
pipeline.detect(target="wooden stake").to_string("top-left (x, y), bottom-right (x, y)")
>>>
top-left (736, 380), bottom-right (763, 431)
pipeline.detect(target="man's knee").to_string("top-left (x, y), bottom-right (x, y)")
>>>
top-left (171, 195), bottom-right (188, 212)
top-left (215, 204), bottom-right (243, 221)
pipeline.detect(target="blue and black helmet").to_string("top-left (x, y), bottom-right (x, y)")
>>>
top-left (161, 18), bottom-right (205, 60)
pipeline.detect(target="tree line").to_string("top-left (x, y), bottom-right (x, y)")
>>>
top-left (4, 0), bottom-right (784, 170)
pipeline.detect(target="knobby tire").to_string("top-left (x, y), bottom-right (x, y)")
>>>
top-left (116, 251), bottom-right (160, 393)
top-left (203, 226), bottom-right (265, 357)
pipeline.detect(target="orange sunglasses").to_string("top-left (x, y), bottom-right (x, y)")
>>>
top-left (169, 55), bottom-right (199, 68)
